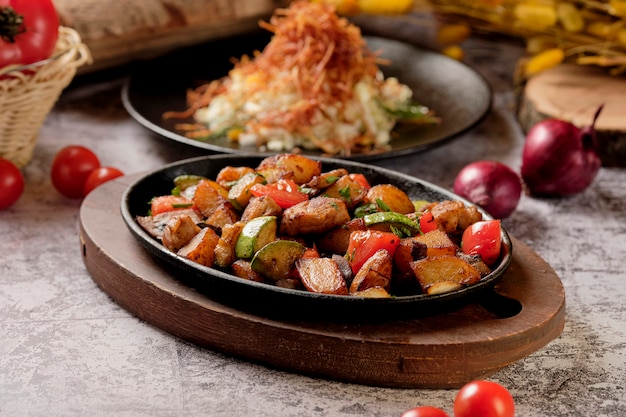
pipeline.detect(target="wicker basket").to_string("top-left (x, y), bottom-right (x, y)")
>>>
top-left (0, 27), bottom-right (92, 168)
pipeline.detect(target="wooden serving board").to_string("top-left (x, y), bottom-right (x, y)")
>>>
top-left (517, 63), bottom-right (626, 167)
top-left (79, 174), bottom-right (566, 389)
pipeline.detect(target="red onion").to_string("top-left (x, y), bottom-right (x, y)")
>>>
top-left (521, 105), bottom-right (603, 197)
top-left (453, 160), bottom-right (522, 219)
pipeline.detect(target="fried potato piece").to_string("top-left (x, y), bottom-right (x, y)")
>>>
top-left (423, 200), bottom-right (483, 234)
top-left (241, 195), bottom-right (283, 222)
top-left (231, 259), bottom-right (265, 282)
top-left (256, 153), bottom-right (322, 184)
top-left (193, 179), bottom-right (229, 218)
top-left (296, 257), bottom-right (348, 295)
top-left (366, 184), bottom-right (415, 214)
top-left (323, 174), bottom-right (368, 209)
top-left (214, 221), bottom-right (245, 268)
top-left (349, 249), bottom-right (393, 293)
top-left (280, 196), bottom-right (350, 236)
top-left (177, 226), bottom-right (220, 267)
top-left (410, 255), bottom-right (481, 295)
top-left (315, 217), bottom-right (366, 255)
top-left (162, 215), bottom-right (202, 252)
top-left (411, 229), bottom-right (457, 258)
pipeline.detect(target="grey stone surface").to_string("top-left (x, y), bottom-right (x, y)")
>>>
top-left (2, 27), bottom-right (626, 417)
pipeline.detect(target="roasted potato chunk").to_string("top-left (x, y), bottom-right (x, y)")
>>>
top-left (214, 221), bottom-right (245, 268)
top-left (177, 226), bottom-right (220, 267)
top-left (280, 196), bottom-right (350, 236)
top-left (410, 255), bottom-right (481, 295)
top-left (241, 195), bottom-right (283, 222)
top-left (423, 200), bottom-right (483, 234)
top-left (366, 184), bottom-right (415, 214)
top-left (296, 257), bottom-right (348, 295)
top-left (162, 215), bottom-right (202, 252)
top-left (323, 174), bottom-right (368, 209)
top-left (411, 229), bottom-right (457, 258)
top-left (256, 154), bottom-right (322, 184)
top-left (193, 179), bottom-right (229, 218)
top-left (349, 249), bottom-right (393, 293)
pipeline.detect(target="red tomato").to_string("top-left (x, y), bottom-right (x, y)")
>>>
top-left (453, 380), bottom-right (515, 417)
top-left (461, 220), bottom-right (502, 266)
top-left (0, 158), bottom-right (24, 209)
top-left (51, 145), bottom-right (101, 198)
top-left (345, 230), bottom-right (400, 274)
top-left (150, 195), bottom-right (194, 216)
top-left (250, 178), bottom-right (308, 209)
top-left (401, 406), bottom-right (450, 417)
top-left (0, 0), bottom-right (59, 68)
top-left (83, 166), bottom-right (124, 196)
top-left (348, 173), bottom-right (371, 190)
top-left (419, 211), bottom-right (438, 233)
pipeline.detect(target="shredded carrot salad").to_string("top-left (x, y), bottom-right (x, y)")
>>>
top-left (164, 1), bottom-right (435, 156)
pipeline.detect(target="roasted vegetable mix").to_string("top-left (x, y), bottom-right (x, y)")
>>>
top-left (136, 154), bottom-right (503, 298)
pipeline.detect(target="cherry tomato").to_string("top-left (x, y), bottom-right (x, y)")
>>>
top-left (346, 230), bottom-right (400, 274)
top-left (401, 406), bottom-right (450, 417)
top-left (250, 178), bottom-right (308, 209)
top-left (453, 380), bottom-right (515, 417)
top-left (348, 173), bottom-right (371, 190)
top-left (150, 195), bottom-right (194, 216)
top-left (461, 220), bottom-right (502, 266)
top-left (51, 145), bottom-right (101, 198)
top-left (0, 158), bottom-right (24, 209)
top-left (83, 166), bottom-right (124, 196)
top-left (419, 211), bottom-right (438, 233)
top-left (0, 0), bottom-right (59, 68)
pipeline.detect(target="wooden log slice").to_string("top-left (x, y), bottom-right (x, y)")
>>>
top-left (517, 63), bottom-right (626, 167)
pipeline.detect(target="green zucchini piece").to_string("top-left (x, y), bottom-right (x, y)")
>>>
top-left (235, 216), bottom-right (277, 259)
top-left (250, 240), bottom-right (306, 282)
top-left (363, 211), bottom-right (420, 237)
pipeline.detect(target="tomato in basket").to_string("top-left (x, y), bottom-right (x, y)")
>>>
top-left (0, 0), bottom-right (59, 68)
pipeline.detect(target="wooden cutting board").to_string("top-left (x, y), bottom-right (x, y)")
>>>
top-left (517, 63), bottom-right (626, 167)
top-left (79, 174), bottom-right (566, 389)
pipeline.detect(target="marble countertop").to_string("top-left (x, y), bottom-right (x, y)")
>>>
top-left (2, 20), bottom-right (626, 417)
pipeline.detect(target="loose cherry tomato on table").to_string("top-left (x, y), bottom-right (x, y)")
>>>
top-left (51, 145), bottom-right (100, 198)
top-left (461, 220), bottom-right (502, 266)
top-left (83, 166), bottom-right (124, 196)
top-left (0, 158), bottom-right (24, 210)
top-left (0, 0), bottom-right (60, 68)
top-left (453, 380), bottom-right (515, 417)
top-left (249, 178), bottom-right (308, 209)
top-left (400, 406), bottom-right (450, 417)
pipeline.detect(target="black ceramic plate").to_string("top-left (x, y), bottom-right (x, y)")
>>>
top-left (121, 155), bottom-right (512, 320)
top-left (122, 31), bottom-right (492, 162)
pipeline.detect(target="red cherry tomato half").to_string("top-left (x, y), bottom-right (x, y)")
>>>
top-left (453, 380), bottom-right (515, 417)
top-left (150, 195), bottom-right (194, 216)
top-left (461, 220), bottom-right (502, 266)
top-left (51, 145), bottom-right (101, 198)
top-left (83, 166), bottom-right (124, 196)
top-left (250, 178), bottom-right (308, 209)
top-left (0, 158), bottom-right (25, 210)
top-left (346, 230), bottom-right (400, 274)
top-left (348, 173), bottom-right (371, 190)
top-left (419, 211), bottom-right (438, 233)
top-left (400, 406), bottom-right (450, 417)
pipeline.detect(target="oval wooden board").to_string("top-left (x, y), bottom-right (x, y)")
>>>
top-left (79, 174), bottom-right (565, 389)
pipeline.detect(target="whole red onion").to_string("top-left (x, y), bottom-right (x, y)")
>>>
top-left (521, 105), bottom-right (603, 197)
top-left (453, 160), bottom-right (523, 219)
